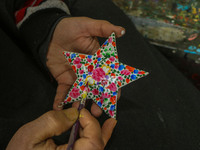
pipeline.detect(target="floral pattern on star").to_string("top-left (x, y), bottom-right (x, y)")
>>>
top-left (63, 32), bottom-right (149, 118)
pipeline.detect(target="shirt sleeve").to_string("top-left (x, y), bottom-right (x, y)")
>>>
top-left (14, 0), bottom-right (71, 69)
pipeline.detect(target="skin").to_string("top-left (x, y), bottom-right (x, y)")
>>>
top-left (6, 108), bottom-right (117, 150)
top-left (7, 17), bottom-right (123, 149)
top-left (47, 17), bottom-right (124, 117)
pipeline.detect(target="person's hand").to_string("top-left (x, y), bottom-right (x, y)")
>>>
top-left (47, 17), bottom-right (124, 116)
top-left (6, 108), bottom-right (117, 150)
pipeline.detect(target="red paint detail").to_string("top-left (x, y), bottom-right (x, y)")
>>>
top-left (106, 60), bottom-right (111, 64)
top-left (126, 78), bottom-right (130, 83)
top-left (139, 71), bottom-right (145, 75)
top-left (97, 49), bottom-right (101, 56)
top-left (79, 54), bottom-right (86, 59)
top-left (112, 41), bottom-right (116, 47)
top-left (110, 96), bottom-right (116, 104)
top-left (111, 73), bottom-right (116, 77)
top-left (80, 85), bottom-right (85, 91)
top-left (72, 65), bottom-right (76, 73)
top-left (74, 83), bottom-right (78, 87)
top-left (126, 66), bottom-right (135, 72)
top-left (88, 65), bottom-right (94, 72)
top-left (118, 81), bottom-right (121, 86)
top-left (67, 97), bottom-right (72, 102)
top-left (93, 60), bottom-right (97, 64)
top-left (68, 58), bottom-right (72, 62)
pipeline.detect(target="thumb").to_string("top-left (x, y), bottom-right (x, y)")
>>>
top-left (29, 108), bottom-right (78, 144)
top-left (86, 18), bottom-right (126, 38)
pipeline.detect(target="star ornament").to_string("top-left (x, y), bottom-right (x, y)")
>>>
top-left (63, 32), bottom-right (148, 118)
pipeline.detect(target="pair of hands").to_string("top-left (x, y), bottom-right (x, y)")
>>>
top-left (48, 17), bottom-right (124, 116)
top-left (7, 17), bottom-right (125, 149)
top-left (6, 108), bottom-right (117, 150)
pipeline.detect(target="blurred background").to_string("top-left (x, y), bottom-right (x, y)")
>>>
top-left (112, 0), bottom-right (200, 90)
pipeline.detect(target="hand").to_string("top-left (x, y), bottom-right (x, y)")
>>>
top-left (6, 108), bottom-right (117, 150)
top-left (47, 17), bottom-right (124, 116)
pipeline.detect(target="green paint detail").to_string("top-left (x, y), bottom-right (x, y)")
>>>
top-left (104, 98), bottom-right (108, 102)
top-left (105, 53), bottom-right (111, 58)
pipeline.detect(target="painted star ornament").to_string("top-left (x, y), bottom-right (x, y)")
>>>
top-left (63, 32), bottom-right (148, 118)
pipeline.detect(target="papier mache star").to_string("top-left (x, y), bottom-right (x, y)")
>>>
top-left (63, 32), bottom-right (149, 118)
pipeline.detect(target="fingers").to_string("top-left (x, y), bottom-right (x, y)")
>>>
top-left (72, 101), bottom-right (80, 109)
top-left (73, 108), bottom-right (104, 150)
top-left (86, 18), bottom-right (126, 38)
top-left (7, 108), bottom-right (78, 150)
top-left (53, 70), bottom-right (76, 110)
top-left (26, 108), bottom-right (78, 144)
top-left (73, 109), bottom-right (117, 150)
top-left (117, 88), bottom-right (121, 100)
top-left (56, 144), bottom-right (68, 150)
top-left (91, 102), bottom-right (103, 117)
top-left (101, 118), bottom-right (117, 146)
top-left (79, 109), bottom-right (102, 138)
top-left (53, 84), bottom-right (71, 110)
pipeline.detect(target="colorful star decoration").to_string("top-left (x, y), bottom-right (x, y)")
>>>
top-left (63, 32), bottom-right (148, 118)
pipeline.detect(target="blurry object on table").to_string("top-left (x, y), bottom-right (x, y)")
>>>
top-left (112, 0), bottom-right (200, 63)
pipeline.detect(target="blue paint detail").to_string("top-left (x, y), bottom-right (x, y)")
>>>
top-left (71, 53), bottom-right (76, 59)
top-left (177, 4), bottom-right (190, 11)
top-left (83, 74), bottom-right (86, 79)
top-left (104, 40), bottom-right (108, 45)
top-left (99, 86), bottom-right (104, 92)
top-left (134, 69), bottom-right (139, 73)
top-left (88, 55), bottom-right (92, 59)
top-left (97, 102), bottom-right (102, 107)
top-left (118, 65), bottom-right (125, 71)
top-left (113, 92), bottom-right (117, 96)
top-left (79, 82), bottom-right (83, 86)
top-left (110, 105), bottom-right (115, 111)
top-left (97, 58), bottom-right (101, 61)
top-left (197, 49), bottom-right (200, 53)
top-left (131, 74), bottom-right (136, 80)
top-left (188, 45), bottom-right (197, 51)
top-left (111, 64), bottom-right (115, 69)
top-left (184, 50), bottom-right (197, 54)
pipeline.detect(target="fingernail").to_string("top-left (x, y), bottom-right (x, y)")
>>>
top-left (110, 118), bottom-right (117, 128)
top-left (64, 108), bottom-right (79, 121)
top-left (121, 30), bottom-right (125, 36)
top-left (58, 102), bottom-right (64, 108)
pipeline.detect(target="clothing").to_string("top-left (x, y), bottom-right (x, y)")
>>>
top-left (1, 0), bottom-right (200, 150)
top-left (0, 0), bottom-right (70, 148)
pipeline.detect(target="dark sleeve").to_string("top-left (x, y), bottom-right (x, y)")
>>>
top-left (14, 0), bottom-right (71, 68)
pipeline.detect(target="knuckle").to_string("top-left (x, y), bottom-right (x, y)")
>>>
top-left (45, 111), bottom-right (62, 129)
top-left (88, 138), bottom-right (104, 150)
top-left (102, 20), bottom-right (110, 24)
top-left (44, 139), bottom-right (56, 149)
